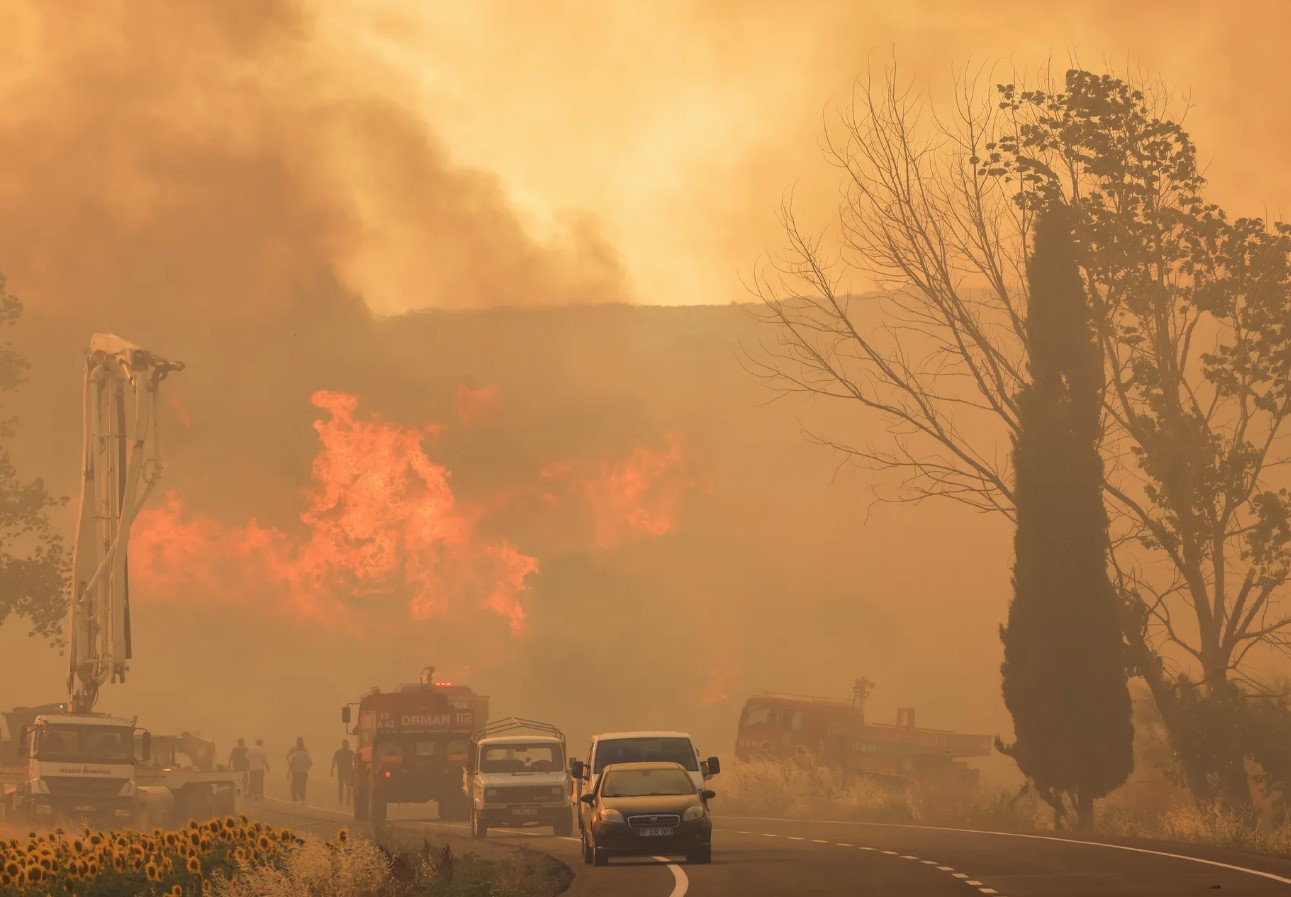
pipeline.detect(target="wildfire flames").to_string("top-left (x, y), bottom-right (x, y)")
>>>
top-left (131, 390), bottom-right (695, 634)
top-left (542, 431), bottom-right (692, 549)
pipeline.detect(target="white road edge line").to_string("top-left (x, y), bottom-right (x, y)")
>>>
top-left (652, 856), bottom-right (689, 897)
top-left (718, 815), bottom-right (1291, 886)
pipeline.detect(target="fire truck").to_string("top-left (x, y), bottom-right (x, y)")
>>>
top-left (734, 679), bottom-right (992, 786)
top-left (342, 666), bottom-right (489, 824)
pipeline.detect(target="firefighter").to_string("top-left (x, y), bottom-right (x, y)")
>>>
top-left (228, 737), bottom-right (249, 794)
top-left (331, 738), bottom-right (354, 805)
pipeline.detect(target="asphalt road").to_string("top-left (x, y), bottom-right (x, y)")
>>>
top-left (248, 798), bottom-right (1291, 896)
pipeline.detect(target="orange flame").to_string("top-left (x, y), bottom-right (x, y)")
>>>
top-left (543, 431), bottom-right (693, 548)
top-left (456, 383), bottom-right (501, 427)
top-left (131, 391), bottom-right (537, 633)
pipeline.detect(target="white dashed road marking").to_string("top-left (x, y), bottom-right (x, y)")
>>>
top-left (723, 828), bottom-right (1006, 896)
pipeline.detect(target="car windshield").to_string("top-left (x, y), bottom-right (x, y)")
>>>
top-left (35, 725), bottom-right (134, 763)
top-left (593, 737), bottom-right (698, 773)
top-left (601, 767), bottom-right (696, 798)
top-left (480, 742), bottom-right (564, 773)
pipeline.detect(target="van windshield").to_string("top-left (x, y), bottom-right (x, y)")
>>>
top-left (593, 737), bottom-right (698, 773)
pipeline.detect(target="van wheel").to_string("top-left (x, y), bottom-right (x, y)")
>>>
top-left (553, 813), bottom-right (573, 837)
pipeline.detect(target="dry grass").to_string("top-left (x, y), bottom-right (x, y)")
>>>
top-left (718, 756), bottom-right (1291, 858)
top-left (211, 834), bottom-right (388, 897)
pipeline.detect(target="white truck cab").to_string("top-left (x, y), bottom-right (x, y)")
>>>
top-left (465, 718), bottom-right (573, 839)
top-left (1, 712), bottom-right (148, 827)
top-left (569, 731), bottom-right (719, 815)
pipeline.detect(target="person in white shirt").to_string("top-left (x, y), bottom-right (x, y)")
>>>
top-left (245, 739), bottom-right (270, 800)
top-left (288, 737), bottom-right (313, 803)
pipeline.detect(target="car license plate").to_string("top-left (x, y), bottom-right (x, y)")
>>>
top-left (638, 827), bottom-right (674, 837)
top-left (513, 808), bottom-right (538, 816)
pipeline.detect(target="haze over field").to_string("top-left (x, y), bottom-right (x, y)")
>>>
top-left (2, 0), bottom-right (1289, 785)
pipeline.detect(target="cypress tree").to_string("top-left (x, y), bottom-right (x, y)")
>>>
top-left (998, 206), bottom-right (1134, 828)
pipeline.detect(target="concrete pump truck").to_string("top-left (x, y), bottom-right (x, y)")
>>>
top-left (0, 334), bottom-right (230, 828)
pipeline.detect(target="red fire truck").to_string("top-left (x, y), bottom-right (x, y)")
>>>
top-left (734, 679), bottom-right (992, 786)
top-left (342, 666), bottom-right (489, 823)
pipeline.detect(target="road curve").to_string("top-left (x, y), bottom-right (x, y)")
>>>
top-left (244, 798), bottom-right (1291, 896)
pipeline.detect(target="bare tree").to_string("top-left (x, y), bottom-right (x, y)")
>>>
top-left (749, 65), bottom-right (1291, 809)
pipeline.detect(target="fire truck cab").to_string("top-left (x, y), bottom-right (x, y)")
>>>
top-left (342, 666), bottom-right (488, 824)
top-left (735, 680), bottom-right (991, 785)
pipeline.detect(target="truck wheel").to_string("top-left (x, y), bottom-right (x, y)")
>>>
top-left (353, 784), bottom-right (369, 822)
top-left (470, 806), bottom-right (488, 839)
top-left (184, 788), bottom-right (216, 824)
top-left (371, 790), bottom-right (387, 824)
top-left (553, 813), bottom-right (573, 838)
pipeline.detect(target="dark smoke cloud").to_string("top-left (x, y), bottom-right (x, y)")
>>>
top-left (0, 0), bottom-right (626, 324)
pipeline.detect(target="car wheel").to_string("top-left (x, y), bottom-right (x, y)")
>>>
top-left (592, 842), bottom-right (608, 867)
top-left (687, 844), bottom-right (712, 865)
top-left (554, 813), bottom-right (573, 838)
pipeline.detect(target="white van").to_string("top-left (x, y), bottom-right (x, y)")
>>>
top-left (569, 731), bottom-right (719, 811)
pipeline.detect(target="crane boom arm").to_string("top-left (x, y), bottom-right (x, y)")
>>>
top-left (67, 334), bottom-right (183, 713)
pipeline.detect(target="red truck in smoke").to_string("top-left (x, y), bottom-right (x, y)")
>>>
top-left (342, 666), bottom-right (488, 823)
top-left (735, 679), bottom-right (992, 786)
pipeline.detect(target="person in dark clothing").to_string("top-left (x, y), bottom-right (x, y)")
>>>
top-left (331, 739), bottom-right (354, 805)
top-left (228, 738), bottom-right (249, 794)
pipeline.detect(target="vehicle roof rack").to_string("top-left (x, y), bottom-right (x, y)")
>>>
top-left (469, 717), bottom-right (564, 744)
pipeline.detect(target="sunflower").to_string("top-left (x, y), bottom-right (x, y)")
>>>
top-left (337, 828), bottom-right (349, 845)
top-left (170, 886), bottom-right (183, 897)
top-left (145, 861), bottom-right (160, 881)
top-left (187, 856), bottom-right (202, 874)
top-left (4, 860), bottom-right (20, 877)
top-left (26, 865), bottom-right (44, 883)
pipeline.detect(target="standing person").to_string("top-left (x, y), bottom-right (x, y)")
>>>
top-left (288, 737), bottom-right (313, 803)
top-left (228, 738), bottom-right (249, 795)
top-left (245, 739), bottom-right (269, 801)
top-left (330, 739), bottom-right (354, 805)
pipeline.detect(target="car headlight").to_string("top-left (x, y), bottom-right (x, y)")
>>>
top-left (550, 786), bottom-right (564, 799)
top-left (118, 780), bottom-right (136, 798)
top-left (599, 808), bottom-right (625, 824)
top-left (484, 788), bottom-right (499, 802)
top-left (682, 805), bottom-right (706, 822)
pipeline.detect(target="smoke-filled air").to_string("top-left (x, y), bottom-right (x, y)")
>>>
top-left (4, 2), bottom-right (1291, 895)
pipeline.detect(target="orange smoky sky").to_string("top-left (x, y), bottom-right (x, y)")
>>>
top-left (2, 1), bottom-right (1287, 316)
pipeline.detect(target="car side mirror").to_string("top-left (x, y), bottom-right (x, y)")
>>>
top-left (701, 789), bottom-right (716, 801)
top-left (140, 731), bottom-right (152, 762)
top-left (569, 759), bottom-right (585, 779)
top-left (705, 756), bottom-right (721, 776)
top-left (579, 793), bottom-right (596, 806)
top-left (341, 706), bottom-right (351, 725)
